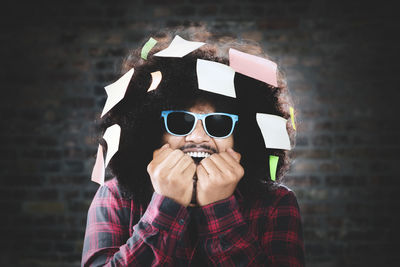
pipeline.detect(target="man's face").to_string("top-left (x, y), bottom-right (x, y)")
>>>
top-left (162, 103), bottom-right (234, 163)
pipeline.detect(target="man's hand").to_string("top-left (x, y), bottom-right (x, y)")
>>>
top-left (196, 148), bottom-right (244, 206)
top-left (147, 144), bottom-right (196, 207)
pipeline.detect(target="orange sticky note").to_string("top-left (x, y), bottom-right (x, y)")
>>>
top-left (147, 71), bottom-right (162, 92)
top-left (229, 48), bottom-right (278, 87)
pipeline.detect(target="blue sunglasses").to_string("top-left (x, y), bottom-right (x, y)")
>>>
top-left (161, 110), bottom-right (239, 138)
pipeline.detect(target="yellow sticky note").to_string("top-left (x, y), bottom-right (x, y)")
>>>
top-left (269, 155), bottom-right (279, 181)
top-left (290, 107), bottom-right (296, 130)
top-left (141, 37), bottom-right (157, 60)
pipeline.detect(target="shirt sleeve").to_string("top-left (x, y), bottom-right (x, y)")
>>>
top-left (81, 185), bottom-right (189, 267)
top-left (196, 190), bottom-right (305, 267)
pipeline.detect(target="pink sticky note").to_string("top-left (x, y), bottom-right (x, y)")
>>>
top-left (91, 145), bottom-right (105, 185)
top-left (229, 48), bottom-right (278, 87)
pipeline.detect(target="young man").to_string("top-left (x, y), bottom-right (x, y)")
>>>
top-left (82, 30), bottom-right (305, 266)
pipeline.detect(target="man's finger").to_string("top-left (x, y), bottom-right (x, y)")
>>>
top-left (208, 154), bottom-right (231, 174)
top-left (174, 155), bottom-right (195, 174)
top-left (199, 157), bottom-right (219, 176)
top-left (160, 149), bottom-right (186, 170)
top-left (227, 148), bottom-right (241, 162)
top-left (196, 164), bottom-right (208, 180)
top-left (182, 161), bottom-right (196, 178)
top-left (219, 151), bottom-right (241, 168)
top-left (153, 143), bottom-right (170, 158)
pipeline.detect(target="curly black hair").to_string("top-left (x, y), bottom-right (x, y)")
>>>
top-left (99, 27), bottom-right (296, 207)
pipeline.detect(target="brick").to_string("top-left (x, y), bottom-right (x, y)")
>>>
top-left (174, 5), bottom-right (196, 16)
top-left (64, 160), bottom-right (85, 173)
top-left (291, 160), bottom-right (318, 172)
top-left (220, 5), bottom-right (241, 16)
top-left (48, 175), bottom-right (86, 185)
top-left (3, 175), bottom-right (45, 187)
top-left (63, 97), bottom-right (95, 109)
top-left (241, 31), bottom-right (263, 42)
top-left (257, 19), bottom-right (299, 30)
top-left (198, 5), bottom-right (218, 16)
top-left (319, 162), bottom-right (340, 172)
top-left (325, 176), bottom-right (367, 187)
top-left (40, 161), bottom-right (61, 172)
top-left (242, 6), bottom-right (264, 17)
top-left (153, 7), bottom-right (171, 17)
top-left (292, 149), bottom-right (331, 159)
top-left (69, 200), bottom-right (91, 213)
top-left (23, 201), bottom-right (65, 215)
top-left (284, 175), bottom-right (321, 187)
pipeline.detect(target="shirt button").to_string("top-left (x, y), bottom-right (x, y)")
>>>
top-left (178, 219), bottom-right (185, 225)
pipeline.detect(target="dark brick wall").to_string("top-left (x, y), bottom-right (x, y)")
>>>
top-left (1, 0), bottom-right (399, 266)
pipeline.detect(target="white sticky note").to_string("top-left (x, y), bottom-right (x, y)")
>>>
top-left (147, 71), bottom-right (162, 92)
top-left (256, 113), bottom-right (291, 150)
top-left (91, 145), bottom-right (105, 185)
top-left (196, 59), bottom-right (236, 98)
top-left (229, 48), bottom-right (278, 87)
top-left (101, 68), bottom-right (134, 118)
top-left (103, 124), bottom-right (121, 167)
top-left (154, 35), bottom-right (205, 58)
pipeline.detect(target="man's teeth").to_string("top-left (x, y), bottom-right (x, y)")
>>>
top-left (185, 152), bottom-right (211, 158)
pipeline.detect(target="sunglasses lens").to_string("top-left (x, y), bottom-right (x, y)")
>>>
top-left (167, 112), bottom-right (195, 135)
top-left (205, 114), bottom-right (234, 138)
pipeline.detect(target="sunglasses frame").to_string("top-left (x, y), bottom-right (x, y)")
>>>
top-left (161, 110), bottom-right (239, 139)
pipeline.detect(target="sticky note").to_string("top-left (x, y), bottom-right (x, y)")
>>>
top-left (141, 37), bottom-right (158, 60)
top-left (154, 35), bottom-right (205, 58)
top-left (147, 71), bottom-right (162, 92)
top-left (101, 68), bottom-right (134, 118)
top-left (91, 145), bottom-right (105, 185)
top-left (196, 59), bottom-right (236, 98)
top-left (103, 124), bottom-right (121, 167)
top-left (269, 155), bottom-right (279, 181)
top-left (289, 107), bottom-right (296, 130)
top-left (256, 113), bottom-right (291, 150)
top-left (229, 48), bottom-right (278, 87)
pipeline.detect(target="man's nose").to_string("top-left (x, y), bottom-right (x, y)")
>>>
top-left (185, 120), bottom-right (210, 143)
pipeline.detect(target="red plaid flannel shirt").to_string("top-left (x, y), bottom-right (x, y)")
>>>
top-left (82, 178), bottom-right (305, 266)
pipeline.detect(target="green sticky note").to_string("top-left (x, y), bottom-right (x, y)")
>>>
top-left (141, 37), bottom-right (157, 60)
top-left (269, 155), bottom-right (279, 181)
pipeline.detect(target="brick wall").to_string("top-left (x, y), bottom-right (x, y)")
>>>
top-left (1, 0), bottom-right (399, 266)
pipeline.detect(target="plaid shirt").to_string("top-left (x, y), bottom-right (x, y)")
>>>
top-left (82, 178), bottom-right (305, 266)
